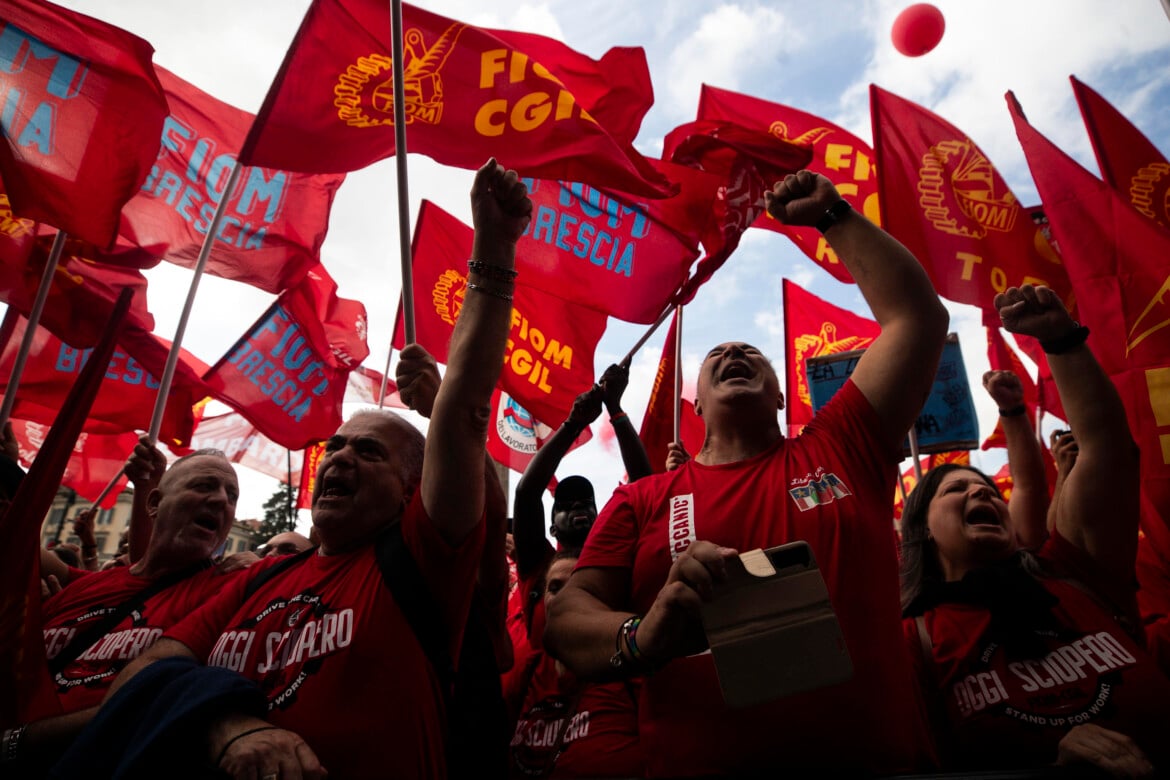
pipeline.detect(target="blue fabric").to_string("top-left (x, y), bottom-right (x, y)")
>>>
top-left (49, 656), bottom-right (266, 779)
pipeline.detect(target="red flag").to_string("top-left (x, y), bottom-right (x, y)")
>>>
top-left (188, 412), bottom-right (304, 484)
top-left (870, 85), bottom-right (1071, 312)
top-left (782, 279), bottom-right (880, 437)
top-left (203, 268), bottom-right (368, 450)
top-left (0, 318), bottom-right (206, 447)
top-left (345, 365), bottom-right (404, 408)
top-left (0, 196), bottom-right (155, 348)
top-left (697, 84), bottom-right (878, 284)
top-left (10, 419), bottom-right (135, 508)
top-left (394, 200), bottom-right (607, 427)
top-left (1009, 90), bottom-right (1170, 566)
top-left (663, 119), bottom-right (812, 302)
top-left (638, 310), bottom-right (704, 474)
top-left (239, 0), bottom-right (672, 198)
top-left (109, 67), bottom-right (345, 292)
top-left (1071, 76), bottom-right (1170, 231)
top-left (485, 388), bottom-right (591, 474)
top-left (296, 441), bottom-right (325, 510)
top-left (517, 160), bottom-right (721, 323)
top-left (0, 0), bottom-right (168, 247)
top-left (0, 288), bottom-right (131, 726)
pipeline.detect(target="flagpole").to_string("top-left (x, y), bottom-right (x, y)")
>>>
top-left (621, 304), bottom-right (673, 366)
top-left (672, 305), bottom-right (683, 444)
top-left (89, 162), bottom-right (245, 509)
top-left (286, 448), bottom-right (294, 531)
top-left (390, 0), bottom-right (415, 345)
top-left (0, 232), bottom-right (67, 430)
top-left (147, 161), bottom-right (243, 445)
top-left (908, 427), bottom-right (924, 481)
top-left (378, 345), bottom-right (394, 408)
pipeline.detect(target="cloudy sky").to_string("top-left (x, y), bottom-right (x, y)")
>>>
top-left (50, 0), bottom-right (1170, 526)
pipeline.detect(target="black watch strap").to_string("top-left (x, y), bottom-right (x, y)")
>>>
top-left (816, 199), bottom-right (853, 234)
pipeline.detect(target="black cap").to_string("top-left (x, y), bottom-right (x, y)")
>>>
top-left (553, 475), bottom-right (594, 506)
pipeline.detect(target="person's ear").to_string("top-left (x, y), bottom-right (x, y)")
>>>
top-left (777, 392), bottom-right (785, 412)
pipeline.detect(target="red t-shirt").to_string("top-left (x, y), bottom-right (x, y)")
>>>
top-left (41, 563), bottom-right (238, 713)
top-left (166, 494), bottom-right (485, 779)
top-left (577, 380), bottom-right (929, 775)
top-left (906, 532), bottom-right (1170, 770)
top-left (510, 651), bottom-right (642, 778)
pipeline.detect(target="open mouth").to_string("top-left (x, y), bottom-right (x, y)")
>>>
top-left (193, 515), bottom-right (220, 533)
top-left (720, 361), bottom-right (751, 381)
top-left (964, 506), bottom-right (1002, 527)
top-left (317, 474), bottom-right (355, 502)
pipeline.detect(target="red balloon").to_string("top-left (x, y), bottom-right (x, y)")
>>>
top-left (891, 4), bottom-right (945, 57)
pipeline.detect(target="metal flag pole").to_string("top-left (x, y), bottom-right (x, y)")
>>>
top-left (908, 427), bottom-right (924, 481)
top-left (672, 305), bottom-right (683, 444)
top-left (620, 304), bottom-right (674, 367)
top-left (0, 231), bottom-right (67, 430)
top-left (90, 162), bottom-right (245, 508)
top-left (390, 0), bottom-right (415, 345)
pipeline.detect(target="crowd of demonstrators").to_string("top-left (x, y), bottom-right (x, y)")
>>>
top-left (546, 170), bottom-right (949, 775)
top-left (508, 365), bottom-right (650, 778)
top-left (900, 286), bottom-right (1170, 775)
top-left (15, 160), bottom-right (532, 780)
top-left (2, 166), bottom-right (1170, 779)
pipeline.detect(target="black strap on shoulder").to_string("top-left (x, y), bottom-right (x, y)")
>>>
top-left (48, 560), bottom-right (213, 677)
top-left (242, 547), bottom-right (318, 601)
top-left (373, 524), bottom-right (454, 686)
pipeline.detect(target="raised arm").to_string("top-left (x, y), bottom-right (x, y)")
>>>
top-left (766, 171), bottom-right (949, 451)
top-left (422, 160), bottom-right (531, 546)
top-left (983, 370), bottom-right (1048, 549)
top-left (600, 361), bottom-right (652, 483)
top-left (995, 285), bottom-right (1138, 581)
top-left (125, 435), bottom-right (166, 564)
top-left (512, 384), bottom-right (601, 576)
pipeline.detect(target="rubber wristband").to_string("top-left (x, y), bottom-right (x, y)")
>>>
top-left (815, 199), bottom-right (852, 234)
top-left (1040, 323), bottom-right (1089, 354)
top-left (998, 405), bottom-right (1027, 418)
top-left (610, 411), bottom-right (628, 424)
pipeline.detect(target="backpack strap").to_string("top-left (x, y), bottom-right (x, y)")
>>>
top-left (241, 547), bottom-right (317, 601)
top-left (373, 524), bottom-right (455, 689)
top-left (48, 560), bottom-right (212, 677)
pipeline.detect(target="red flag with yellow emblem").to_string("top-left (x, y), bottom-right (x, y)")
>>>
top-left (297, 441), bottom-right (326, 510)
top-left (239, 0), bottom-right (671, 198)
top-left (697, 84), bottom-right (879, 284)
top-left (1009, 90), bottom-right (1170, 567)
top-left (1071, 76), bottom-right (1170, 232)
top-left (394, 200), bottom-right (607, 428)
top-left (871, 85), bottom-right (1070, 313)
top-left (782, 279), bottom-right (879, 437)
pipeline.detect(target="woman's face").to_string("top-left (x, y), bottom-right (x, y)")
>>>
top-left (925, 468), bottom-right (1014, 581)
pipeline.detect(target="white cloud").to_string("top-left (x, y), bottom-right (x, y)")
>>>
top-left (663, 4), bottom-right (798, 119)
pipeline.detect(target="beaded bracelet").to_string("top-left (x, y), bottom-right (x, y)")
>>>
top-left (466, 282), bottom-right (514, 303)
top-left (467, 259), bottom-right (518, 281)
top-left (625, 616), bottom-right (647, 663)
top-left (609, 615), bottom-right (640, 672)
